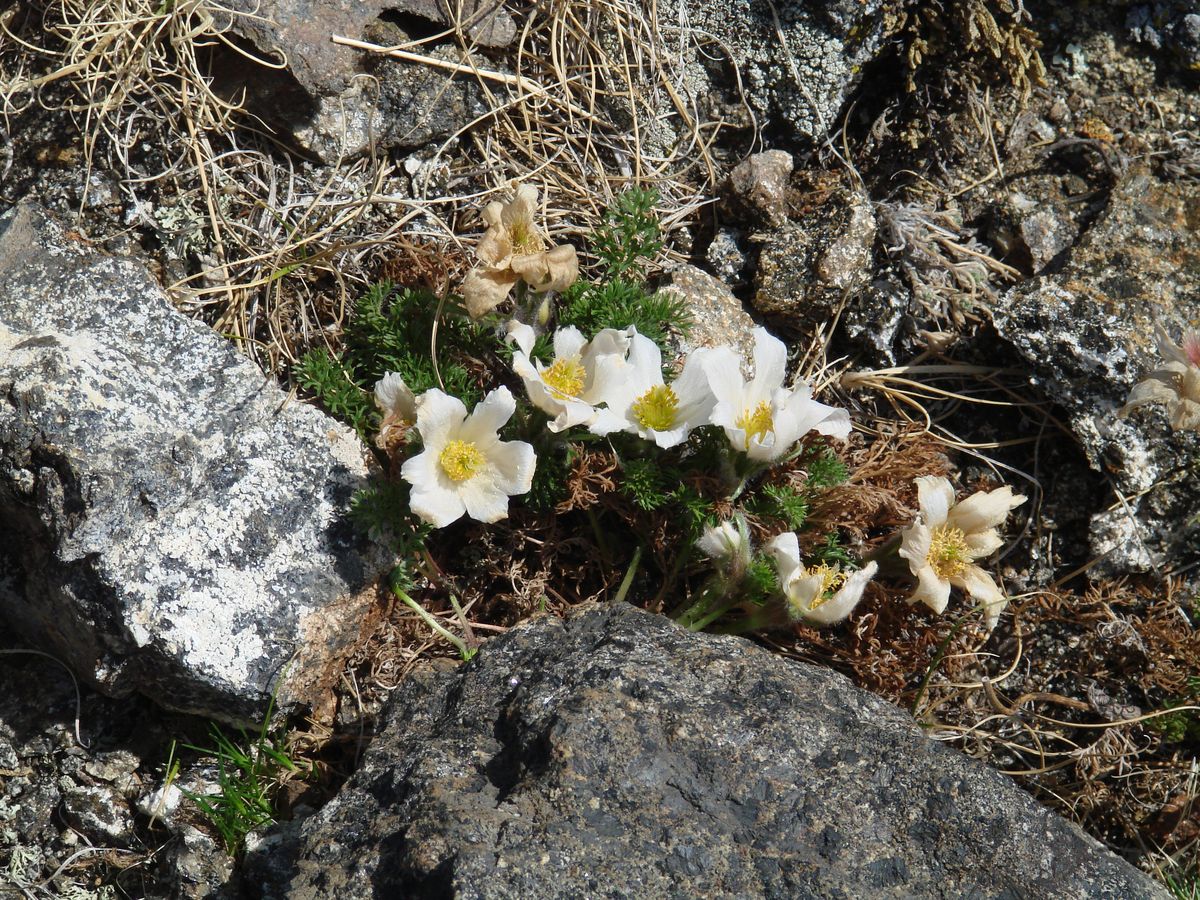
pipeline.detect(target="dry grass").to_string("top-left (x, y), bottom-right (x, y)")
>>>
top-left (1, 0), bottom-right (736, 373)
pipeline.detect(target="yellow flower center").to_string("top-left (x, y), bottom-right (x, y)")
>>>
top-left (808, 563), bottom-right (846, 610)
top-left (439, 439), bottom-right (485, 483)
top-left (631, 384), bottom-right (679, 431)
top-left (929, 525), bottom-right (970, 579)
top-left (542, 357), bottom-right (585, 399)
top-left (736, 401), bottom-right (774, 448)
top-left (509, 219), bottom-right (544, 255)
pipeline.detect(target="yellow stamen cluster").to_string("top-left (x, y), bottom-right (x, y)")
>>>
top-left (509, 220), bottom-right (545, 255)
top-left (631, 384), bottom-right (679, 431)
top-left (928, 525), bottom-right (970, 579)
top-left (542, 357), bottom-right (585, 399)
top-left (439, 439), bottom-right (485, 483)
top-left (736, 401), bottom-right (774, 448)
top-left (808, 563), bottom-right (846, 610)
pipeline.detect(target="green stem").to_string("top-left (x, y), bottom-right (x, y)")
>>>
top-left (613, 544), bottom-right (643, 605)
top-left (910, 615), bottom-right (967, 719)
top-left (394, 587), bottom-right (474, 660)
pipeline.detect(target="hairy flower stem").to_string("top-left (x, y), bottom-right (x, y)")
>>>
top-left (862, 534), bottom-right (908, 577)
top-left (613, 544), bottom-right (643, 605)
top-left (393, 587), bottom-right (476, 661)
top-left (910, 614), bottom-right (968, 718)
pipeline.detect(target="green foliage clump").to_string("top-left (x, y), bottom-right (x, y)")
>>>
top-left (590, 186), bottom-right (664, 279)
top-left (555, 186), bottom-right (690, 348)
top-left (295, 282), bottom-right (488, 441)
top-left (179, 706), bottom-right (306, 855)
top-left (1147, 677), bottom-right (1200, 745)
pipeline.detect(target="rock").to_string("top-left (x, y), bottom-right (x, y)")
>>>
top-left (993, 170), bottom-right (1200, 573)
top-left (987, 191), bottom-right (1079, 274)
top-left (60, 784), bottom-right (135, 845)
top-left (166, 825), bottom-right (237, 900)
top-left (246, 603), bottom-right (1165, 899)
top-left (0, 201), bottom-right (390, 723)
top-left (217, 0), bottom-right (516, 161)
top-left (1127, 3), bottom-right (1200, 69)
top-left (658, 264), bottom-right (758, 363)
top-left (842, 274), bottom-right (912, 365)
top-left (723, 150), bottom-right (794, 229)
top-left (659, 0), bottom-right (894, 148)
top-left (752, 182), bottom-right (876, 333)
top-left (704, 228), bottom-right (749, 285)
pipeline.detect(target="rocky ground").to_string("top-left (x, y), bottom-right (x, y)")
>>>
top-left (1, 0), bottom-right (1199, 897)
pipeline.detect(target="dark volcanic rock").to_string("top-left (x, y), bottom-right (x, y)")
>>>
top-left (993, 170), bottom-right (1200, 573)
top-left (219, 0), bottom-right (515, 160)
top-left (0, 202), bottom-right (390, 723)
top-left (248, 603), bottom-right (1166, 900)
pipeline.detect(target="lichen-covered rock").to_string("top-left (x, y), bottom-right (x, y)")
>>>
top-left (752, 182), bottom-right (876, 332)
top-left (219, 0), bottom-right (515, 161)
top-left (60, 784), bottom-right (135, 845)
top-left (246, 603), bottom-right (1165, 900)
top-left (723, 150), bottom-right (794, 229)
top-left (993, 170), bottom-right (1200, 573)
top-left (658, 263), bottom-right (757, 363)
top-left (660, 0), bottom-right (895, 148)
top-left (0, 201), bottom-right (390, 723)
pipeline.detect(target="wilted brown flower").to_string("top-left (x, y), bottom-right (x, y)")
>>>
top-left (461, 184), bottom-right (579, 318)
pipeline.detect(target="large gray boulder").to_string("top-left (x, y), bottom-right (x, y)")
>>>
top-left (0, 202), bottom-right (390, 723)
top-left (993, 170), bottom-right (1200, 573)
top-left (248, 603), bottom-right (1165, 899)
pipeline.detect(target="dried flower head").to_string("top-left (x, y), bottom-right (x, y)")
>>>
top-left (767, 532), bottom-right (877, 626)
top-left (1120, 324), bottom-right (1200, 431)
top-left (461, 184), bottom-right (579, 319)
top-left (898, 475), bottom-right (1026, 630)
top-left (401, 387), bottom-right (535, 527)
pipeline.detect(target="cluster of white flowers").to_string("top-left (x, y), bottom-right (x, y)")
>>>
top-left (694, 473), bottom-right (1025, 632)
top-left (373, 322), bottom-right (852, 531)
top-left (507, 322), bottom-right (850, 457)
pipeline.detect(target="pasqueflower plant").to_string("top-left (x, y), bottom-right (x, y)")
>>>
top-left (313, 183), bottom-right (1029, 649)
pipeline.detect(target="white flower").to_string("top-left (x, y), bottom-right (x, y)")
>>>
top-left (460, 184), bottom-right (579, 319)
top-left (505, 321), bottom-right (631, 432)
top-left (401, 387), bottom-right (535, 528)
top-left (587, 328), bottom-right (717, 448)
top-left (374, 372), bottom-right (417, 447)
top-left (703, 327), bottom-right (851, 461)
top-left (766, 532), bottom-right (877, 625)
top-left (898, 475), bottom-right (1026, 630)
top-left (1119, 324), bottom-right (1200, 431)
top-left (696, 520), bottom-right (747, 561)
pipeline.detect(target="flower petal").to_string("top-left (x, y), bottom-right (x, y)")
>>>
top-left (749, 327), bottom-right (786, 398)
top-left (910, 564), bottom-right (951, 614)
top-left (413, 389), bottom-right (468, 448)
top-left (458, 479), bottom-right (511, 523)
top-left (552, 325), bottom-right (587, 360)
top-left (766, 531), bottom-right (802, 584)
top-left (898, 518), bottom-right (933, 575)
top-left (948, 485), bottom-right (1025, 535)
top-left (462, 266), bottom-right (518, 319)
top-left (488, 439), bottom-right (536, 495)
top-left (460, 386), bottom-right (517, 445)
top-left (505, 320), bottom-right (537, 356)
top-left (914, 476), bottom-right (954, 528)
top-left (700, 346), bottom-right (746, 408)
top-left (803, 562), bottom-right (877, 625)
top-left (374, 372), bottom-right (416, 424)
top-left (952, 564), bottom-right (1004, 607)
